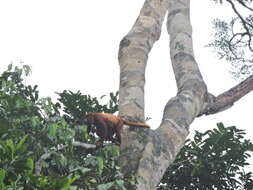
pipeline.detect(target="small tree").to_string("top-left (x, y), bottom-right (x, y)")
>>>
top-left (158, 123), bottom-right (253, 190)
top-left (0, 65), bottom-right (128, 189)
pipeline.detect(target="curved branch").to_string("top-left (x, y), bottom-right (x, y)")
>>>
top-left (236, 0), bottom-right (253, 12)
top-left (72, 141), bottom-right (96, 149)
top-left (226, 0), bottom-right (253, 51)
top-left (199, 74), bottom-right (253, 116)
top-left (118, 0), bottom-right (169, 120)
top-left (118, 0), bottom-right (253, 189)
top-left (118, 1), bottom-right (170, 188)
top-left (228, 32), bottom-right (248, 59)
top-left (230, 32), bottom-right (248, 46)
top-left (119, 0), bottom-right (208, 189)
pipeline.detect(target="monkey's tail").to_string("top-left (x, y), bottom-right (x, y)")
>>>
top-left (122, 120), bottom-right (150, 128)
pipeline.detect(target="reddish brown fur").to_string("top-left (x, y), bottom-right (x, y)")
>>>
top-left (85, 112), bottom-right (149, 144)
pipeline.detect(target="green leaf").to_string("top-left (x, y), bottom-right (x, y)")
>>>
top-left (6, 139), bottom-right (15, 159)
top-left (0, 169), bottom-right (6, 187)
top-left (69, 186), bottom-right (78, 190)
top-left (25, 157), bottom-right (34, 175)
top-left (78, 167), bottom-right (91, 175)
top-left (7, 64), bottom-right (13, 71)
top-left (16, 135), bottom-right (29, 155)
top-left (23, 65), bottom-right (31, 76)
top-left (0, 119), bottom-right (10, 135)
top-left (96, 156), bottom-right (104, 175)
top-left (49, 123), bottom-right (58, 137)
top-left (59, 176), bottom-right (78, 190)
top-left (115, 179), bottom-right (127, 190)
top-left (97, 182), bottom-right (114, 190)
top-left (217, 122), bottom-right (225, 131)
top-left (111, 145), bottom-right (120, 157)
top-left (31, 117), bottom-right (40, 127)
top-left (57, 154), bottom-right (68, 167)
top-left (79, 125), bottom-right (89, 140)
top-left (89, 178), bottom-right (97, 183)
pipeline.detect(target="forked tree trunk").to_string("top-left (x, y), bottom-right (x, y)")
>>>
top-left (118, 0), bottom-right (253, 189)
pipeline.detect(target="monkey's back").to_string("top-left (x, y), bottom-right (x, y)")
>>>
top-left (94, 113), bottom-right (122, 126)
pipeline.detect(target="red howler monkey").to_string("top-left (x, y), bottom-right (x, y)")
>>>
top-left (85, 112), bottom-right (149, 144)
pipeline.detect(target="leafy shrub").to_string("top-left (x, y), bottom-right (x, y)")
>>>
top-left (0, 64), bottom-right (127, 190)
top-left (158, 123), bottom-right (253, 190)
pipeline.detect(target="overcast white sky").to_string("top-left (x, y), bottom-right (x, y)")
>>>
top-left (0, 0), bottom-right (252, 169)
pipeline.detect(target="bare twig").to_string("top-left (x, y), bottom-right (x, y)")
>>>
top-left (236, 0), bottom-right (253, 12)
top-left (72, 141), bottom-right (96, 149)
top-left (226, 0), bottom-right (253, 51)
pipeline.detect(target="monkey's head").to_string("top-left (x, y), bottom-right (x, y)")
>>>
top-left (84, 113), bottom-right (94, 124)
top-left (84, 113), bottom-right (96, 133)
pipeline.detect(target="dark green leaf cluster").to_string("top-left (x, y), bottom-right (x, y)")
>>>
top-left (0, 64), bottom-right (129, 190)
top-left (158, 123), bottom-right (253, 190)
top-left (57, 91), bottom-right (118, 124)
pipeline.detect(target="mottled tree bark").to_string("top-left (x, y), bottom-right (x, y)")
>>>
top-left (199, 74), bottom-right (253, 116)
top-left (118, 0), bottom-right (169, 120)
top-left (118, 0), bottom-right (253, 189)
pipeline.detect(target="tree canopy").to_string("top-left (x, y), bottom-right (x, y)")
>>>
top-left (159, 123), bottom-right (253, 190)
top-left (1, 0), bottom-right (253, 189)
top-left (0, 65), bottom-right (252, 189)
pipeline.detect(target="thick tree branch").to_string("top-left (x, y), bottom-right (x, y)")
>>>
top-left (199, 74), bottom-right (253, 116)
top-left (118, 0), bottom-right (169, 120)
top-left (118, 0), bottom-right (169, 188)
top-left (118, 0), bottom-right (253, 189)
top-left (119, 0), bottom-right (208, 189)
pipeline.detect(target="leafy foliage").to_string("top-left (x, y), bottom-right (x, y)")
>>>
top-left (209, 0), bottom-right (253, 80)
top-left (1, 65), bottom-right (252, 189)
top-left (209, 18), bottom-right (253, 79)
top-left (57, 91), bottom-right (118, 124)
top-left (158, 123), bottom-right (253, 190)
top-left (0, 64), bottom-right (129, 190)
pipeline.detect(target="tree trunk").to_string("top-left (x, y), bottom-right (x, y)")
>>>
top-left (118, 0), bottom-right (253, 189)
